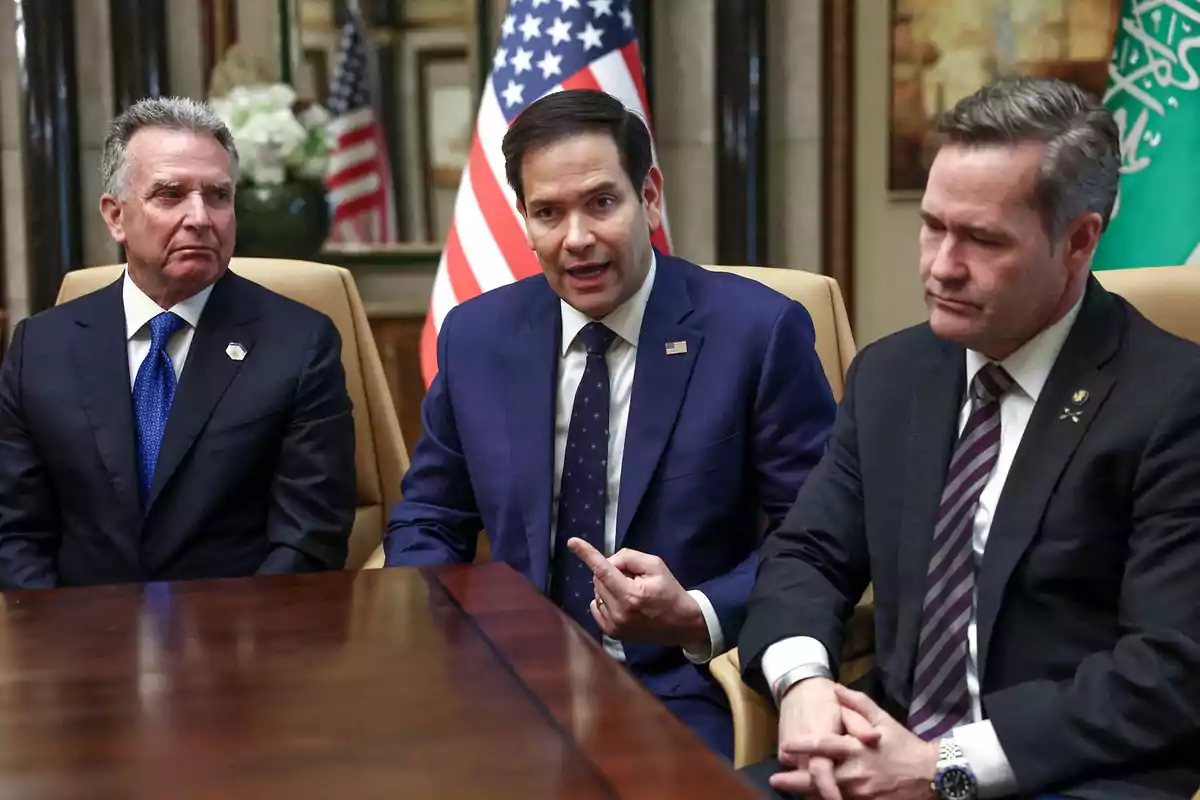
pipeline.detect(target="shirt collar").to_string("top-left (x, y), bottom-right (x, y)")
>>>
top-left (560, 251), bottom-right (657, 356)
top-left (122, 269), bottom-right (215, 341)
top-left (965, 292), bottom-right (1085, 403)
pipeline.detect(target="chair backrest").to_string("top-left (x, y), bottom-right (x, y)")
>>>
top-left (1094, 265), bottom-right (1200, 344)
top-left (703, 265), bottom-right (857, 399)
top-left (55, 258), bottom-right (409, 569)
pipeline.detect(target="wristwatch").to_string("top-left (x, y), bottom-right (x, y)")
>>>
top-left (932, 739), bottom-right (978, 800)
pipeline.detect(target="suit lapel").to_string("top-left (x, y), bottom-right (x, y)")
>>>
top-left (615, 256), bottom-right (702, 548)
top-left (975, 280), bottom-right (1120, 683)
top-left (145, 272), bottom-right (258, 513)
top-left (69, 277), bottom-right (143, 545)
top-left (503, 282), bottom-right (560, 592)
top-left (893, 337), bottom-right (965, 690)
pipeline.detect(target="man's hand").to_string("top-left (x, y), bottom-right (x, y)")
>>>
top-left (777, 684), bottom-right (939, 800)
top-left (771, 677), bottom-right (881, 800)
top-left (566, 538), bottom-right (708, 648)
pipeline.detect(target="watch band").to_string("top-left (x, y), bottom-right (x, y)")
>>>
top-left (770, 662), bottom-right (833, 706)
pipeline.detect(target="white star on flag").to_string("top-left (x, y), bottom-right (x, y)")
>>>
top-left (501, 80), bottom-right (525, 107)
top-left (519, 13), bottom-right (543, 40)
top-left (588, 0), bottom-right (613, 17)
top-left (532, 0), bottom-right (551, 6)
top-left (547, 16), bottom-right (573, 45)
top-left (558, 0), bottom-right (581, 10)
top-left (577, 21), bottom-right (603, 50)
top-left (493, 47), bottom-right (508, 69)
top-left (619, 8), bottom-right (632, 28)
top-left (537, 50), bottom-right (563, 78)
top-left (501, 14), bottom-right (516, 38)
top-left (511, 47), bottom-right (534, 74)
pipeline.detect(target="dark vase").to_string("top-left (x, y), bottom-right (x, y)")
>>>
top-left (233, 179), bottom-right (331, 260)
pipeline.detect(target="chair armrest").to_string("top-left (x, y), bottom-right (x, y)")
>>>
top-left (710, 649), bottom-right (779, 768)
top-left (710, 586), bottom-right (877, 768)
top-left (362, 544), bottom-right (385, 569)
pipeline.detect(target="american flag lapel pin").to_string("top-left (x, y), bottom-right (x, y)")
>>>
top-left (665, 341), bottom-right (687, 356)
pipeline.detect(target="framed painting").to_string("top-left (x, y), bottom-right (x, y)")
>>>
top-left (888, 0), bottom-right (1122, 193)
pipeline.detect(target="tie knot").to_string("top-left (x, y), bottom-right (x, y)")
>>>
top-left (148, 312), bottom-right (186, 350)
top-left (578, 322), bottom-right (616, 356)
top-left (971, 363), bottom-right (1015, 404)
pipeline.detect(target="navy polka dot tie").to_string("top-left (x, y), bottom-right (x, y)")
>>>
top-left (550, 321), bottom-right (617, 638)
top-left (132, 311), bottom-right (186, 503)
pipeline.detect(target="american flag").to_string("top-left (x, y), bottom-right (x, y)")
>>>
top-left (419, 0), bottom-right (671, 385)
top-left (325, 9), bottom-right (398, 243)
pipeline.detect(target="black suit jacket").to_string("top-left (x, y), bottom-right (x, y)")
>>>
top-left (0, 270), bottom-right (356, 588)
top-left (740, 278), bottom-right (1200, 798)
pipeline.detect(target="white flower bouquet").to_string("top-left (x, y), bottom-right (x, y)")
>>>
top-left (210, 83), bottom-right (330, 186)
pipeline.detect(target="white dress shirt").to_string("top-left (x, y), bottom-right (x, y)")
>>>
top-left (124, 271), bottom-right (214, 388)
top-left (551, 254), bottom-right (724, 663)
top-left (761, 295), bottom-right (1084, 798)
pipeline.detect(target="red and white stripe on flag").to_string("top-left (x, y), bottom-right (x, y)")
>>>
top-left (419, 1), bottom-right (671, 387)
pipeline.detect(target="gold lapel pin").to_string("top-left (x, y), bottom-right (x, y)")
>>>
top-left (1070, 389), bottom-right (1089, 405)
top-left (225, 342), bottom-right (248, 362)
top-left (665, 341), bottom-right (687, 356)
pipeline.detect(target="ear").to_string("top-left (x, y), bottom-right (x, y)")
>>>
top-left (516, 200), bottom-right (535, 249)
top-left (641, 165), bottom-right (663, 233)
top-left (99, 194), bottom-right (128, 246)
top-left (1064, 211), bottom-right (1104, 274)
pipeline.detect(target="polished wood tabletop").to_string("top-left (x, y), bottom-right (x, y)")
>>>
top-left (0, 563), bottom-right (759, 799)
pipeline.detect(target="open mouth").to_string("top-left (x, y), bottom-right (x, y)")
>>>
top-left (565, 262), bottom-right (610, 282)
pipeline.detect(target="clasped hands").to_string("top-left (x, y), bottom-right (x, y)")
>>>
top-left (772, 677), bottom-right (940, 800)
top-left (565, 537), bottom-right (710, 650)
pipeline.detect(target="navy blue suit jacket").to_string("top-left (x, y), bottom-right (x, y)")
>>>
top-left (0, 270), bottom-right (357, 588)
top-left (385, 253), bottom-right (835, 718)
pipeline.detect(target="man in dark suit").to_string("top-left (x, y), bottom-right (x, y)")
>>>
top-left (385, 89), bottom-right (836, 757)
top-left (740, 77), bottom-right (1200, 799)
top-left (0, 97), bottom-right (356, 589)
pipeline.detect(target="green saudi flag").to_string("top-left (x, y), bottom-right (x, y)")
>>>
top-left (1092, 0), bottom-right (1200, 271)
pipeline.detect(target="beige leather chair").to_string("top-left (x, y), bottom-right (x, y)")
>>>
top-left (1095, 264), bottom-right (1200, 343)
top-left (55, 258), bottom-right (408, 569)
top-left (699, 266), bottom-right (875, 767)
top-left (703, 265), bottom-right (856, 401)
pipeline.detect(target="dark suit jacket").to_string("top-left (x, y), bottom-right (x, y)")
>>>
top-left (740, 278), bottom-right (1200, 798)
top-left (386, 252), bottom-right (835, 710)
top-left (0, 270), bottom-right (357, 588)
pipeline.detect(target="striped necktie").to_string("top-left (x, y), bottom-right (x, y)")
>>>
top-left (908, 362), bottom-right (1014, 740)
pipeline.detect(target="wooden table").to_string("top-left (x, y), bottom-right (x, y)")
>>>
top-left (0, 563), bottom-right (759, 798)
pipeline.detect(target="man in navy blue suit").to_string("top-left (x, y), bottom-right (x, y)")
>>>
top-left (0, 97), bottom-right (356, 588)
top-left (385, 89), bottom-right (836, 757)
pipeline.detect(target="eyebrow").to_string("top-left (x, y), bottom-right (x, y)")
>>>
top-left (920, 210), bottom-right (1009, 240)
top-left (527, 180), bottom-right (622, 207)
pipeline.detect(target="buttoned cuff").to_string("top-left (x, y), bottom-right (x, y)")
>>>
top-left (950, 721), bottom-right (1017, 798)
top-left (682, 589), bottom-right (725, 664)
top-left (761, 636), bottom-right (832, 705)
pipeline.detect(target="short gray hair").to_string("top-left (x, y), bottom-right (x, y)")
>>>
top-left (936, 77), bottom-right (1120, 243)
top-left (101, 96), bottom-right (240, 196)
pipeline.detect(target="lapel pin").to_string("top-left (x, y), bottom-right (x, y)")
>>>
top-left (225, 342), bottom-right (248, 362)
top-left (1070, 389), bottom-right (1089, 405)
top-left (1059, 407), bottom-right (1082, 423)
top-left (665, 340), bottom-right (688, 356)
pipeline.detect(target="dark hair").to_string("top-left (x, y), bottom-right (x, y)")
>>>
top-left (501, 89), bottom-right (653, 204)
top-left (935, 76), bottom-right (1120, 241)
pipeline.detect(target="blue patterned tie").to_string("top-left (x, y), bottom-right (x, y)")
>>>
top-left (550, 321), bottom-right (617, 638)
top-left (132, 311), bottom-right (187, 502)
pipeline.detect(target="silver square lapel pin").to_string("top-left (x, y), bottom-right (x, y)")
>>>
top-left (665, 340), bottom-right (687, 356)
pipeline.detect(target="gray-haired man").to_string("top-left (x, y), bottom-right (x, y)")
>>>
top-left (740, 77), bottom-right (1200, 799)
top-left (0, 97), bottom-right (356, 588)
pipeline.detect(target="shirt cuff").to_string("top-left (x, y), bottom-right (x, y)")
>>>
top-left (682, 589), bottom-right (724, 664)
top-left (950, 721), bottom-right (1017, 799)
top-left (761, 636), bottom-right (832, 703)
